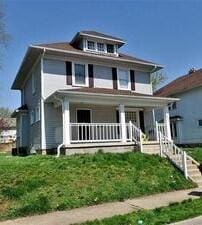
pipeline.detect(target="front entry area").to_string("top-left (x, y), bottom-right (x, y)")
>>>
top-left (76, 109), bottom-right (91, 140)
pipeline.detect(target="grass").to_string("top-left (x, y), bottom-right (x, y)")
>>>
top-left (0, 152), bottom-right (194, 221)
top-left (79, 198), bottom-right (202, 225)
top-left (184, 147), bottom-right (202, 164)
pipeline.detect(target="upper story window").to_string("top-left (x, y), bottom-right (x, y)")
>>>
top-left (97, 43), bottom-right (105, 52)
top-left (87, 41), bottom-right (95, 50)
top-left (74, 63), bottom-right (87, 86)
top-left (107, 44), bottom-right (114, 53)
top-left (118, 69), bottom-right (129, 90)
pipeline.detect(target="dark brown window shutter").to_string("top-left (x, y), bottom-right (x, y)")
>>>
top-left (88, 64), bottom-right (94, 88)
top-left (130, 70), bottom-right (135, 90)
top-left (112, 67), bottom-right (118, 89)
top-left (66, 61), bottom-right (72, 85)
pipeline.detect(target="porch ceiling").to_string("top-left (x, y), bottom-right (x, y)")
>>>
top-left (46, 88), bottom-right (179, 108)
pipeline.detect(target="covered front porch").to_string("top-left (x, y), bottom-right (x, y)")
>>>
top-left (44, 88), bottom-right (176, 153)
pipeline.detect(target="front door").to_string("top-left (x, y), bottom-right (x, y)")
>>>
top-left (125, 111), bottom-right (138, 126)
top-left (77, 109), bottom-right (91, 140)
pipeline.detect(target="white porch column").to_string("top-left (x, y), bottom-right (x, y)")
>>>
top-left (119, 104), bottom-right (127, 142)
top-left (163, 105), bottom-right (172, 141)
top-left (62, 97), bottom-right (70, 146)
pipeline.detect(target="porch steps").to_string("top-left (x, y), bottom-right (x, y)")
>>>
top-left (142, 141), bottom-right (202, 187)
top-left (142, 141), bottom-right (160, 155)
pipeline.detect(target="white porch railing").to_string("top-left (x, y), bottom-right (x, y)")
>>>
top-left (70, 122), bottom-right (142, 145)
top-left (156, 122), bottom-right (188, 178)
top-left (70, 123), bottom-right (131, 143)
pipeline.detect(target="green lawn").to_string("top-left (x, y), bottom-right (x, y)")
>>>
top-left (0, 152), bottom-right (194, 221)
top-left (184, 147), bottom-right (202, 164)
top-left (80, 198), bottom-right (202, 225)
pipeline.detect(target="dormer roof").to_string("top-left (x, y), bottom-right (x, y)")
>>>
top-left (70, 30), bottom-right (126, 48)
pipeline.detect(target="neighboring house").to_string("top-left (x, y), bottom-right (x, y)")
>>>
top-left (155, 69), bottom-right (202, 145)
top-left (11, 30), bottom-right (176, 154)
top-left (0, 118), bottom-right (16, 144)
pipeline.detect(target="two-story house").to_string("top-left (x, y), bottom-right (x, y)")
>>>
top-left (155, 69), bottom-right (202, 145)
top-left (12, 31), bottom-right (176, 155)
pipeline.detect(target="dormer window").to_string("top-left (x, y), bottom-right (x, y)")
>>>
top-left (107, 44), bottom-right (114, 53)
top-left (97, 43), bottom-right (105, 52)
top-left (87, 41), bottom-right (95, 50)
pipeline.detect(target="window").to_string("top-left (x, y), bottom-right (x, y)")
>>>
top-left (87, 41), bottom-right (95, 50)
top-left (198, 120), bottom-right (202, 127)
top-left (97, 43), bottom-right (105, 52)
top-left (107, 44), bottom-right (114, 53)
top-left (32, 73), bottom-right (36, 95)
top-left (35, 105), bottom-right (40, 122)
top-left (30, 110), bottom-right (35, 124)
top-left (118, 69), bottom-right (129, 90)
top-left (74, 63), bottom-right (86, 86)
top-left (172, 102), bottom-right (177, 110)
top-left (168, 102), bottom-right (177, 110)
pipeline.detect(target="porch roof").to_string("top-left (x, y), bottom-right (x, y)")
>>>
top-left (46, 88), bottom-right (179, 108)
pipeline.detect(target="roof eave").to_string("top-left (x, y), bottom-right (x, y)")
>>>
top-left (70, 31), bottom-right (126, 47)
top-left (32, 45), bottom-right (163, 69)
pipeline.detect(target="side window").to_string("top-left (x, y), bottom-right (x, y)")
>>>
top-left (30, 110), bottom-right (35, 124)
top-left (35, 105), bottom-right (40, 122)
top-left (198, 120), bottom-right (202, 127)
top-left (32, 73), bottom-right (36, 95)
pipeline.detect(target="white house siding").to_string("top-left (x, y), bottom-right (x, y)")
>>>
top-left (170, 87), bottom-right (202, 144)
top-left (43, 57), bottom-right (153, 99)
top-left (43, 59), bottom-right (71, 99)
top-left (23, 62), bottom-right (41, 149)
top-left (44, 103), bottom-right (62, 149)
top-left (94, 65), bottom-right (113, 89)
top-left (135, 71), bottom-right (152, 95)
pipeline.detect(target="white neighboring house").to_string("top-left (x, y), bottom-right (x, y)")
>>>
top-left (155, 69), bottom-right (202, 145)
top-left (11, 30), bottom-right (176, 154)
top-left (0, 118), bottom-right (16, 144)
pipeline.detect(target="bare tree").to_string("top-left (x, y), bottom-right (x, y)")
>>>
top-left (151, 71), bottom-right (167, 91)
top-left (0, 107), bottom-right (12, 132)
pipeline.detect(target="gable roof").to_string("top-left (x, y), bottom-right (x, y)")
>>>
top-left (155, 69), bottom-right (202, 97)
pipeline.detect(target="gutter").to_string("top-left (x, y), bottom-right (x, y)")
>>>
top-left (31, 45), bottom-right (164, 69)
top-left (56, 90), bottom-right (179, 102)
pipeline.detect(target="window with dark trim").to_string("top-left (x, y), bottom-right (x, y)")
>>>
top-left (107, 44), bottom-right (114, 53)
top-left (87, 41), bottom-right (95, 50)
top-left (97, 43), bottom-right (105, 52)
top-left (198, 120), bottom-right (202, 127)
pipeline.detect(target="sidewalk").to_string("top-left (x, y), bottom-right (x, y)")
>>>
top-left (0, 188), bottom-right (201, 225)
top-left (170, 216), bottom-right (202, 225)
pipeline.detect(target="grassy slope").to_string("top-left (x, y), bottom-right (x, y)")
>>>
top-left (0, 152), bottom-right (194, 220)
top-left (80, 198), bottom-right (202, 225)
top-left (184, 147), bottom-right (202, 164)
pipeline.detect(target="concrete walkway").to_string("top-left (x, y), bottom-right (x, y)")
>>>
top-left (0, 188), bottom-right (201, 225)
top-left (170, 216), bottom-right (202, 225)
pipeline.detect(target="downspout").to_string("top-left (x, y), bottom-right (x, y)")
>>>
top-left (41, 48), bottom-right (46, 154)
top-left (53, 95), bottom-right (64, 157)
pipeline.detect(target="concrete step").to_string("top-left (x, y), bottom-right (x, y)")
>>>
top-left (188, 170), bottom-right (201, 177)
top-left (187, 164), bottom-right (198, 170)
